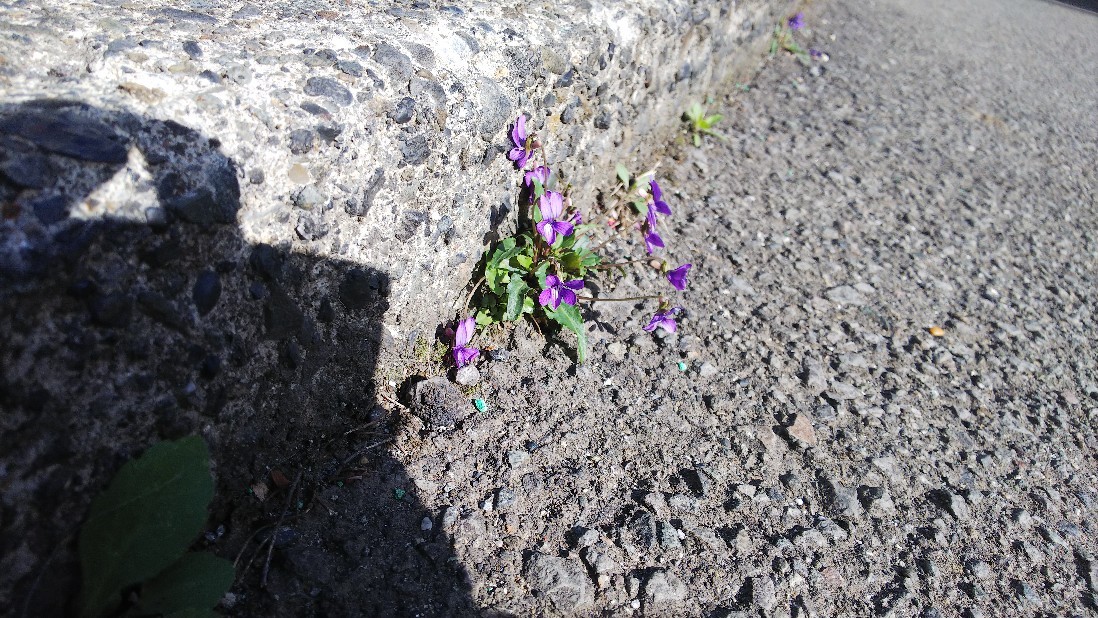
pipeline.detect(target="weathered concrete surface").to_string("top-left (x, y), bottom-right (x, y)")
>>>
top-left (0, 0), bottom-right (791, 337)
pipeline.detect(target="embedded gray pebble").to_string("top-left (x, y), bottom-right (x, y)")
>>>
top-left (410, 377), bottom-right (470, 429)
top-left (523, 554), bottom-right (593, 613)
top-left (192, 270), bottom-right (221, 315)
top-left (389, 96), bottom-right (415, 124)
top-left (645, 570), bottom-right (687, 604)
top-left (303, 76), bottom-right (353, 106)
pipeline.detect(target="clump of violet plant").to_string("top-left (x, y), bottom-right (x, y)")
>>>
top-left (447, 115), bottom-right (695, 366)
top-left (771, 12), bottom-right (820, 61)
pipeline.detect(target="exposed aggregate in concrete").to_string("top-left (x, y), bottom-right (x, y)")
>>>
top-left (2, 0), bottom-right (1097, 616)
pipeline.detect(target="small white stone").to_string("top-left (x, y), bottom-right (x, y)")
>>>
top-left (455, 365), bottom-right (480, 386)
top-left (421, 516), bottom-right (433, 531)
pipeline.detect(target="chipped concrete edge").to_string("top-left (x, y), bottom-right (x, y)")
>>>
top-left (0, 0), bottom-right (795, 352)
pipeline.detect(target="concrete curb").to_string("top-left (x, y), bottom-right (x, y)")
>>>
top-left (1, 0), bottom-right (793, 339)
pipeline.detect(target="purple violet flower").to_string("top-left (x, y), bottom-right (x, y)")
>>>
top-left (539, 275), bottom-right (584, 310)
top-left (643, 306), bottom-right (683, 333)
top-left (645, 230), bottom-right (665, 255)
top-left (667, 263), bottom-right (692, 291)
top-left (650, 180), bottom-right (672, 218)
top-left (788, 12), bottom-right (805, 31)
top-left (524, 165), bottom-right (550, 188)
top-left (452, 316), bottom-right (480, 367)
top-left (508, 115), bottom-right (532, 169)
top-left (570, 211), bottom-right (583, 226)
top-left (536, 191), bottom-right (574, 245)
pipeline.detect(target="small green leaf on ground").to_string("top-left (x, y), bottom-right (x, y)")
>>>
top-left (546, 303), bottom-right (587, 364)
top-left (615, 163), bottom-right (630, 187)
top-left (79, 436), bottom-right (214, 618)
top-left (135, 552), bottom-right (235, 616)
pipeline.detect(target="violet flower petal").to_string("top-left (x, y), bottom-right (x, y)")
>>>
top-left (559, 289), bottom-right (577, 306)
top-left (453, 345), bottom-right (480, 367)
top-left (645, 231), bottom-right (665, 254)
top-left (524, 165), bottom-right (550, 187)
top-left (551, 220), bottom-right (574, 238)
top-left (538, 287), bottom-right (554, 307)
top-left (536, 220), bottom-right (556, 245)
top-left (540, 192), bottom-right (564, 219)
top-left (455, 316), bottom-right (476, 347)
top-left (788, 12), bottom-right (805, 31)
top-left (642, 310), bottom-right (677, 333)
top-left (563, 279), bottom-right (585, 291)
top-left (511, 114), bottom-right (527, 147)
top-left (667, 263), bottom-right (692, 291)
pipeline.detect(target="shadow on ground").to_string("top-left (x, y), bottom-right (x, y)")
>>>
top-left (0, 100), bottom-right (495, 617)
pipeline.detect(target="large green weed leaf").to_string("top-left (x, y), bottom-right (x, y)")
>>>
top-left (503, 276), bottom-right (531, 322)
top-left (79, 436), bottom-right (214, 618)
top-left (547, 303), bottom-right (587, 363)
top-left (134, 552), bottom-right (234, 616)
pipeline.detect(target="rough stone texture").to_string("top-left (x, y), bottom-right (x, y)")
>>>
top-left (0, 0), bottom-right (790, 339)
top-left (523, 553), bottom-right (593, 613)
top-left (4, 0), bottom-right (1098, 616)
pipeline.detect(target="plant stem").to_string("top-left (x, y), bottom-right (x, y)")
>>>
top-left (588, 259), bottom-right (652, 270)
top-left (262, 470), bottom-right (302, 588)
top-left (576, 294), bottom-right (661, 303)
top-left (463, 276), bottom-right (484, 315)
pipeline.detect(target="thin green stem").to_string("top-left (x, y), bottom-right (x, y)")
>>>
top-left (575, 296), bottom-right (658, 302)
top-left (588, 259), bottom-right (651, 270)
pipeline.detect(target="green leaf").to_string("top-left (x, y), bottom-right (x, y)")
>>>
top-left (560, 251), bottom-right (582, 274)
top-left (532, 178), bottom-right (545, 198)
top-left (514, 254), bottom-right (532, 269)
top-left (534, 261), bottom-right (551, 288)
top-left (135, 552), bottom-right (234, 616)
top-left (521, 296), bottom-right (534, 314)
top-left (546, 303), bottom-right (587, 364)
top-left (503, 276), bottom-right (530, 322)
top-left (485, 265), bottom-right (502, 294)
top-left (687, 102), bottom-right (703, 123)
top-left (79, 437), bottom-right (214, 618)
top-left (615, 163), bottom-right (630, 188)
top-left (165, 610), bottom-right (218, 618)
top-left (488, 238), bottom-right (523, 270)
top-left (475, 309), bottom-right (495, 326)
top-left (580, 251), bottom-right (601, 268)
top-left (693, 133), bottom-right (701, 148)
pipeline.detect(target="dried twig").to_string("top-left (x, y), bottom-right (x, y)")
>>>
top-left (261, 470), bottom-right (302, 588)
top-left (338, 438), bottom-right (394, 469)
top-left (462, 276), bottom-right (485, 315)
top-left (342, 415), bottom-right (388, 436)
top-left (377, 391), bottom-right (407, 410)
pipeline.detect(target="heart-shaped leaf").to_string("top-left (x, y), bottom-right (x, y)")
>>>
top-left (79, 436), bottom-right (214, 618)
